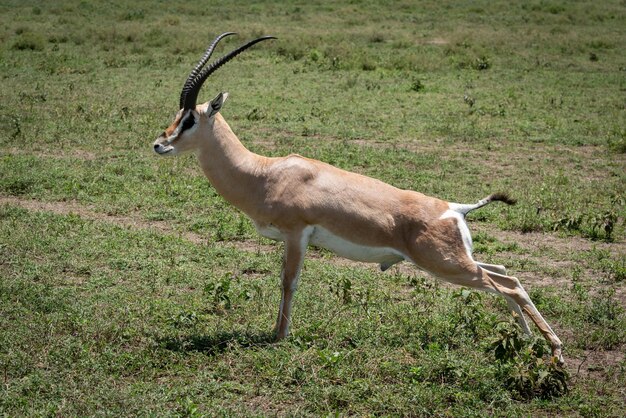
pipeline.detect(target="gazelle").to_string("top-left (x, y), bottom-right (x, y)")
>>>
top-left (152, 33), bottom-right (564, 364)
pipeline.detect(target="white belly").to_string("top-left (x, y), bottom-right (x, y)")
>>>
top-left (254, 222), bottom-right (284, 241)
top-left (310, 226), bottom-right (405, 264)
top-left (254, 222), bottom-right (405, 266)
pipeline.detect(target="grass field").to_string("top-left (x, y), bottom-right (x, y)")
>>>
top-left (1, 0), bottom-right (625, 415)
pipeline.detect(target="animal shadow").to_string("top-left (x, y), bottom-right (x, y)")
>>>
top-left (159, 330), bottom-right (276, 356)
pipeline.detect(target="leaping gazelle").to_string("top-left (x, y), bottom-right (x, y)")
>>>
top-left (152, 33), bottom-right (564, 364)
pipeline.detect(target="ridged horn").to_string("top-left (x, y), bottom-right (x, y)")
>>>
top-left (181, 35), bottom-right (276, 111)
top-left (179, 32), bottom-right (236, 110)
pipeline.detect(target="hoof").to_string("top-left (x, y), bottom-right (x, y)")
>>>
top-left (551, 350), bottom-right (565, 366)
top-left (274, 330), bottom-right (288, 342)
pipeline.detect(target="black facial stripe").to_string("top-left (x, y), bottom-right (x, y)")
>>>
top-left (180, 113), bottom-right (195, 132)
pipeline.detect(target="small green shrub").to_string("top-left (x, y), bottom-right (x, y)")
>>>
top-left (204, 273), bottom-right (235, 311)
top-left (552, 200), bottom-right (622, 242)
top-left (3, 179), bottom-right (34, 195)
top-left (12, 33), bottom-right (45, 51)
top-left (607, 129), bottom-right (626, 153)
top-left (361, 58), bottom-right (377, 71)
top-left (452, 289), bottom-right (484, 338)
top-left (329, 276), bottom-right (353, 305)
top-left (410, 78), bottom-right (425, 92)
top-left (490, 320), bottom-right (569, 400)
top-left (587, 210), bottom-right (618, 241)
top-left (472, 56), bottom-right (491, 70)
top-left (169, 310), bottom-right (199, 329)
top-left (585, 289), bottom-right (623, 325)
top-left (368, 33), bottom-right (385, 43)
top-left (309, 48), bottom-right (322, 62)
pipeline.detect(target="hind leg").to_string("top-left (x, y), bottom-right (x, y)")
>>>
top-left (407, 216), bottom-right (563, 363)
top-left (418, 260), bottom-right (563, 364)
top-left (477, 262), bottom-right (506, 275)
top-left (477, 262), bottom-right (531, 334)
top-left (479, 269), bottom-right (563, 364)
top-left (503, 295), bottom-right (531, 334)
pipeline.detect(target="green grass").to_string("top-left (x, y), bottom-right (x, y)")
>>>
top-left (1, 0), bottom-right (625, 415)
top-left (2, 206), bottom-right (623, 415)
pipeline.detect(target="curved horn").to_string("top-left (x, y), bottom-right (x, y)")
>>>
top-left (179, 32), bottom-right (237, 110)
top-left (181, 35), bottom-right (276, 111)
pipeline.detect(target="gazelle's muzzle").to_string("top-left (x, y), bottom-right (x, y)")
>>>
top-left (153, 136), bottom-right (175, 155)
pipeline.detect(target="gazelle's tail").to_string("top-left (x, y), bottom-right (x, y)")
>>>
top-left (452, 192), bottom-right (516, 216)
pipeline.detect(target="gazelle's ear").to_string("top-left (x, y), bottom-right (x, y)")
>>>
top-left (208, 92), bottom-right (229, 117)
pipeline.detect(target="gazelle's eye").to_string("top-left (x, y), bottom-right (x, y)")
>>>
top-left (180, 115), bottom-right (195, 132)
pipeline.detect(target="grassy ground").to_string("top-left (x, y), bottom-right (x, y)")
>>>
top-left (1, 0), bottom-right (625, 416)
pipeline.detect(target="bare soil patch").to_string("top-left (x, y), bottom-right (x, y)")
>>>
top-left (473, 222), bottom-right (626, 311)
top-left (568, 346), bottom-right (626, 380)
top-left (424, 38), bottom-right (449, 45)
top-left (0, 195), bottom-right (207, 244)
top-left (475, 224), bottom-right (623, 257)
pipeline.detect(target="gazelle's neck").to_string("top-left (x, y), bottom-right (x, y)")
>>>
top-left (197, 113), bottom-right (267, 214)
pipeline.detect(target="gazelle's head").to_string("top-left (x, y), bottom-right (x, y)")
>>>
top-left (153, 32), bottom-right (275, 156)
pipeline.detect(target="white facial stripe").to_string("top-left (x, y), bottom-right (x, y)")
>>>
top-left (166, 111), bottom-right (197, 145)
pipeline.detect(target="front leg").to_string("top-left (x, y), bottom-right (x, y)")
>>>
top-left (274, 227), bottom-right (312, 340)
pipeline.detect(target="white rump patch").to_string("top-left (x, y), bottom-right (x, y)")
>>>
top-left (440, 209), bottom-right (474, 260)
